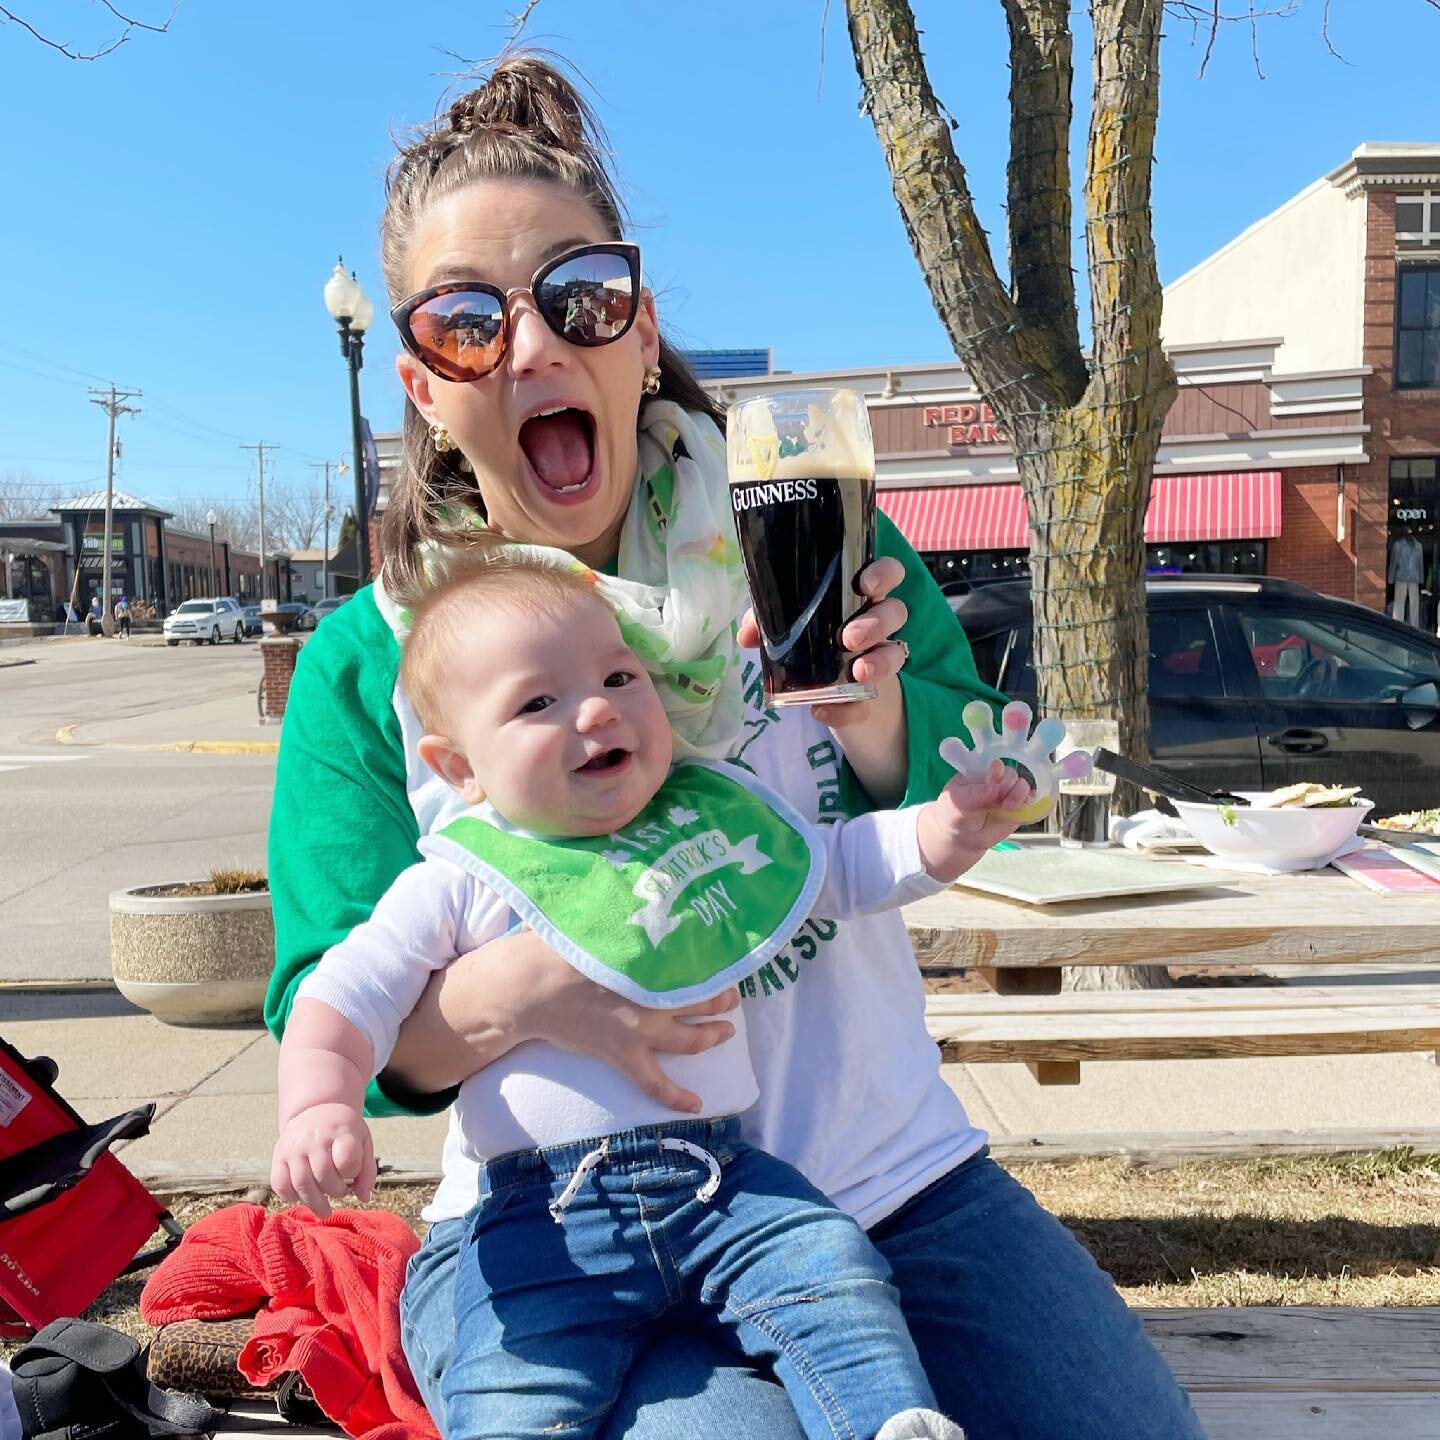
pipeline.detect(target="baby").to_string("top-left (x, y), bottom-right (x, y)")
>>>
top-left (273, 551), bottom-right (1031, 1440)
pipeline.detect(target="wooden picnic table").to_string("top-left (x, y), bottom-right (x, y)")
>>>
top-left (904, 856), bottom-right (1440, 979)
top-left (902, 842), bottom-right (1440, 1083)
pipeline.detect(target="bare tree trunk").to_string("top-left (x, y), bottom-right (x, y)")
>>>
top-left (846, 0), bottom-right (1176, 989)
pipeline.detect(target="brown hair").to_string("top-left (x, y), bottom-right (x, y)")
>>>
top-left (379, 54), bottom-right (721, 596)
top-left (399, 543), bottom-right (608, 734)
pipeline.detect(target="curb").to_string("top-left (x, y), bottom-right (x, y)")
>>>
top-left (55, 723), bottom-right (278, 755)
top-left (0, 977), bottom-right (116, 992)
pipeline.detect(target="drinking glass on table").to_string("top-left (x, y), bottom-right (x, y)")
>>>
top-left (726, 388), bottom-right (877, 708)
top-left (1057, 719), bottom-right (1120, 849)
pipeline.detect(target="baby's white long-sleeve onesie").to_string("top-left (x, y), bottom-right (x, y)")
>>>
top-left (296, 805), bottom-right (942, 1162)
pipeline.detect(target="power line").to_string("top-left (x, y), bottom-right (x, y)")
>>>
top-left (0, 338), bottom-right (340, 468)
top-left (0, 339), bottom-right (116, 386)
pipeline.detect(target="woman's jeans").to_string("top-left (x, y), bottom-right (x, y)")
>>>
top-left (439, 1117), bottom-right (935, 1440)
top-left (403, 1147), bottom-right (1205, 1440)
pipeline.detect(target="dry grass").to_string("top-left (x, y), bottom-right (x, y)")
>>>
top-left (6, 1154), bottom-right (1437, 1359)
top-left (1024, 1148), bottom-right (1440, 1308)
top-left (207, 867), bottom-right (267, 895)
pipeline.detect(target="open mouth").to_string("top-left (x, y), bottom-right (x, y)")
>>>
top-left (576, 747), bottom-right (630, 776)
top-left (519, 406), bottom-right (598, 501)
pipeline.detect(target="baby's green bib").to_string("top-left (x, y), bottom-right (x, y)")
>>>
top-left (419, 759), bottom-right (823, 1007)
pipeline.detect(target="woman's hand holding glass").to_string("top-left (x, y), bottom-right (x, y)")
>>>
top-left (738, 554), bottom-right (911, 802)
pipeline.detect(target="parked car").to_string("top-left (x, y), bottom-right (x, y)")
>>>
top-left (949, 574), bottom-right (1440, 817)
top-left (306, 595), bottom-right (351, 625)
top-left (239, 605), bottom-right (264, 638)
top-left (163, 597), bottom-right (246, 646)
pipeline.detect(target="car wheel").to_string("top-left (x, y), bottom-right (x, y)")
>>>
top-left (167, 639), bottom-right (179, 647)
top-left (209, 626), bottom-right (220, 645)
top-left (232, 623), bottom-right (243, 643)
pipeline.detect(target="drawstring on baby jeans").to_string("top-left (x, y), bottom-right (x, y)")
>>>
top-left (548, 1137), bottom-right (723, 1222)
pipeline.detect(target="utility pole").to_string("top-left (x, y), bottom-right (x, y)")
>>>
top-left (241, 441), bottom-right (272, 599)
top-left (88, 385), bottom-right (141, 637)
top-left (310, 460), bottom-right (335, 599)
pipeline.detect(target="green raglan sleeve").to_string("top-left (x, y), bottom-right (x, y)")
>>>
top-left (264, 589), bottom-right (446, 1118)
top-left (837, 512), bottom-right (1010, 816)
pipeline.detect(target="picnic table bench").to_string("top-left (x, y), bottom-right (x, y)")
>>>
top-left (906, 841), bottom-right (1440, 1084)
top-left (217, 1307), bottom-right (1440, 1439)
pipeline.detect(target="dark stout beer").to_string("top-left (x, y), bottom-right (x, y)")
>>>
top-left (730, 469), bottom-right (875, 705)
top-left (727, 390), bottom-right (878, 707)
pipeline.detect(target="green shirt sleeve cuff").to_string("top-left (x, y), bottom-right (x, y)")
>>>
top-left (367, 1071), bottom-right (460, 1119)
top-left (836, 513), bottom-right (1009, 816)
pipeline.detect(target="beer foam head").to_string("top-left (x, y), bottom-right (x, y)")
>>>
top-left (727, 388), bottom-right (873, 484)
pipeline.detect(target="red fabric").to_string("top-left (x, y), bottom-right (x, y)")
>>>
top-left (140, 1204), bottom-right (436, 1440)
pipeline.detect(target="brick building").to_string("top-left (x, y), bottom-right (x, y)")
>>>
top-left (1, 490), bottom-right (292, 617)
top-left (709, 143), bottom-right (1440, 623)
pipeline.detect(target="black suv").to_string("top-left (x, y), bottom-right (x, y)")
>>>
top-left (950, 575), bottom-right (1440, 816)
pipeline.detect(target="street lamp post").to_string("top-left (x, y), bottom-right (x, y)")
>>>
top-left (323, 259), bottom-right (374, 585)
top-left (206, 508), bottom-right (218, 596)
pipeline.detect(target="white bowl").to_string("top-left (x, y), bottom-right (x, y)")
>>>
top-left (1171, 794), bottom-right (1373, 865)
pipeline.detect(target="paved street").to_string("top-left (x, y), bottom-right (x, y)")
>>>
top-left (0, 637), bottom-right (274, 980)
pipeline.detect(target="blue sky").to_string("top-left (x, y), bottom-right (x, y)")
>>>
top-left (2, 0), bottom-right (1437, 513)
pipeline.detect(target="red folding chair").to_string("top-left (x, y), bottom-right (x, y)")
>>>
top-left (0, 1035), bottom-right (182, 1336)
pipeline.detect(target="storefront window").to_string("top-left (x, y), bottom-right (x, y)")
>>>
top-left (1395, 193), bottom-right (1440, 248)
top-left (924, 549), bottom-right (1030, 590)
top-left (1146, 542), bottom-right (1266, 576)
top-left (1396, 266), bottom-right (1440, 389)
top-left (924, 543), bottom-right (1267, 587)
top-left (1387, 458), bottom-right (1440, 631)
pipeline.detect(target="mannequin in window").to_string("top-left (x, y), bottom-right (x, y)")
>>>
top-left (1389, 527), bottom-right (1424, 627)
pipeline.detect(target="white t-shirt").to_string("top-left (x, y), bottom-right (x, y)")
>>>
top-left (297, 797), bottom-right (940, 1170)
top-left (381, 653), bottom-right (987, 1228)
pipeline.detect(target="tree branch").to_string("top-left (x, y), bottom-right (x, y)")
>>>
top-left (1162, 0), bottom-right (1297, 77)
top-left (0, 2), bottom-right (175, 60)
top-left (505, 0), bottom-right (540, 47)
top-left (844, 0), bottom-right (1077, 410)
top-left (1085, 0), bottom-right (1171, 394)
top-left (1001, 0), bottom-right (1084, 384)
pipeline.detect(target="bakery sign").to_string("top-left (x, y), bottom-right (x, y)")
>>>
top-left (922, 403), bottom-right (1008, 447)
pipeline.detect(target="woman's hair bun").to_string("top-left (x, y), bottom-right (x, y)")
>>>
top-left (445, 54), bottom-right (594, 158)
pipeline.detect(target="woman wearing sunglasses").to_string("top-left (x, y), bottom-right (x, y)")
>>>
top-left (266, 54), bottom-right (1201, 1440)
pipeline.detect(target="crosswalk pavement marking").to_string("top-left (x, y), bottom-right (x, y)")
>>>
top-left (0, 753), bottom-right (92, 774)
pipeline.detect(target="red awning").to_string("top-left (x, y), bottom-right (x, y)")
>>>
top-left (878, 483), bottom-right (1029, 551)
top-left (1144, 471), bottom-right (1282, 543)
top-left (878, 471), bottom-right (1282, 552)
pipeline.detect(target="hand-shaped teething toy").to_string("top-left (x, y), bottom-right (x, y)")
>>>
top-left (939, 702), bottom-right (1094, 826)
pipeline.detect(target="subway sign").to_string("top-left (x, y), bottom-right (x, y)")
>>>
top-left (922, 403), bottom-right (1008, 447)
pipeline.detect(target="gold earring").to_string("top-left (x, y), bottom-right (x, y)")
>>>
top-left (430, 422), bottom-right (456, 453)
top-left (642, 365), bottom-right (662, 396)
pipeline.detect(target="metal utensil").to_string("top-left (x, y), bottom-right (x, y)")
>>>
top-left (1090, 750), bottom-right (1251, 808)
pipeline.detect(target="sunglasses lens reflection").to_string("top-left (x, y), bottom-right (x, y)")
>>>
top-left (409, 291), bottom-right (506, 379)
top-left (535, 252), bottom-right (636, 346)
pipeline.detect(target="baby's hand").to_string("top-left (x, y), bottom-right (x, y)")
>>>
top-left (271, 1103), bottom-right (377, 1219)
top-left (917, 759), bottom-right (1036, 882)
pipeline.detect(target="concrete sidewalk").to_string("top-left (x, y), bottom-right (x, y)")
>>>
top-left (8, 988), bottom-right (1439, 1192)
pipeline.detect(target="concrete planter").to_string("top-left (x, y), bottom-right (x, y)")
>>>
top-left (109, 883), bottom-right (272, 1025)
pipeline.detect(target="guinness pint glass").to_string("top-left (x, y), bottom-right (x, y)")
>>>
top-left (727, 388), bottom-right (877, 707)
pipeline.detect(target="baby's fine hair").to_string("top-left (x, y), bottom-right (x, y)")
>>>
top-left (399, 544), bottom-right (609, 734)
